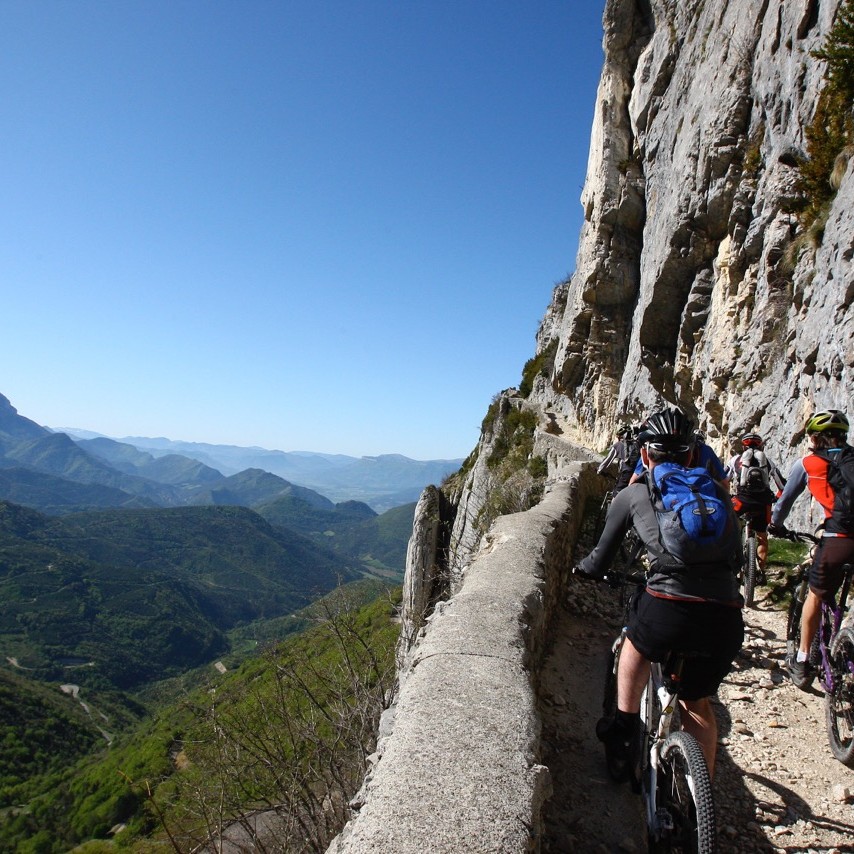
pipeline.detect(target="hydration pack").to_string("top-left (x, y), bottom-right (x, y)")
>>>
top-left (650, 462), bottom-right (738, 567)
top-left (821, 445), bottom-right (854, 533)
top-left (738, 448), bottom-right (772, 497)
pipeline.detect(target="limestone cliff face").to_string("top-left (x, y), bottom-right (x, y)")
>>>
top-left (431, 0), bottom-right (853, 571)
top-left (536, 0), bottom-right (852, 473)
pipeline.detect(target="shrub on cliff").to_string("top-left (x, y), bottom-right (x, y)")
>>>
top-left (795, 0), bottom-right (854, 231)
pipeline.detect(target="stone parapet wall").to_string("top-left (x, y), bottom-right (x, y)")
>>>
top-left (328, 462), bottom-right (600, 853)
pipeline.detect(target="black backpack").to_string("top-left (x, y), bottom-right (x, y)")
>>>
top-left (738, 449), bottom-right (772, 497)
top-left (822, 445), bottom-right (854, 532)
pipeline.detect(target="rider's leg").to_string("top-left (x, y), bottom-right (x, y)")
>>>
top-left (799, 589), bottom-right (822, 658)
top-left (680, 697), bottom-right (718, 780)
top-left (617, 636), bottom-right (651, 712)
top-left (757, 531), bottom-right (768, 571)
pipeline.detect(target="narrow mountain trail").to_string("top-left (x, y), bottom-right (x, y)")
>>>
top-left (539, 568), bottom-right (854, 853)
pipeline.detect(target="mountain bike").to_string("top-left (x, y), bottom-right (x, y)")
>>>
top-left (600, 569), bottom-right (717, 853)
top-left (780, 529), bottom-right (854, 767)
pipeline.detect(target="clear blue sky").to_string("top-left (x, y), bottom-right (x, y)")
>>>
top-left (2, 0), bottom-right (604, 460)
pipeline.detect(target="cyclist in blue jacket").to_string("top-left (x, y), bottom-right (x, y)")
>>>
top-left (576, 408), bottom-right (743, 782)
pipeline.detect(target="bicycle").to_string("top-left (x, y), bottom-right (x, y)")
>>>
top-left (600, 569), bottom-right (717, 853)
top-left (779, 528), bottom-right (854, 767)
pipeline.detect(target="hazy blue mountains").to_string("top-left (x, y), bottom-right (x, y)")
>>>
top-left (94, 434), bottom-right (462, 511)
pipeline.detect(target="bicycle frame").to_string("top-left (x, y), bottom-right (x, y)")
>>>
top-left (642, 660), bottom-right (683, 837)
top-left (815, 569), bottom-right (852, 694)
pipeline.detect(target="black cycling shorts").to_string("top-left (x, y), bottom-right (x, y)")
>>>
top-left (626, 592), bottom-right (744, 701)
top-left (809, 536), bottom-right (854, 604)
top-left (733, 495), bottom-right (772, 533)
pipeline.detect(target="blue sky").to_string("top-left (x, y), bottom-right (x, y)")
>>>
top-left (2, 0), bottom-right (605, 460)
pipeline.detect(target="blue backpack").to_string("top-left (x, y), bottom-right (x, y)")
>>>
top-left (650, 462), bottom-right (737, 567)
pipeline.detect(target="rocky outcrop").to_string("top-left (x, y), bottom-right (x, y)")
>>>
top-left (537, 0), bottom-right (851, 514)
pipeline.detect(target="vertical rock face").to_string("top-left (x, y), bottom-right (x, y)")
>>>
top-left (401, 0), bottom-right (853, 627)
top-left (533, 0), bottom-right (851, 478)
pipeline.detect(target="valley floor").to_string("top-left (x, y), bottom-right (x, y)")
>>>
top-left (539, 572), bottom-right (854, 853)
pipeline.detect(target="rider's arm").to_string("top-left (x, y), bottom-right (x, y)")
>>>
top-left (769, 461), bottom-right (787, 495)
top-left (770, 458), bottom-right (808, 526)
top-left (578, 487), bottom-right (634, 578)
top-left (597, 444), bottom-right (618, 474)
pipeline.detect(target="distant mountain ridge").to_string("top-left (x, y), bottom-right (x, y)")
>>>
top-left (0, 392), bottom-right (461, 513)
top-left (63, 429), bottom-right (462, 511)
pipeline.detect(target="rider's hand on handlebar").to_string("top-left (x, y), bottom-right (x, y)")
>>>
top-left (572, 563), bottom-right (604, 582)
top-left (767, 523), bottom-right (789, 538)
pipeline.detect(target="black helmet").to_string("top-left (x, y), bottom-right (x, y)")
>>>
top-left (637, 407), bottom-right (694, 453)
top-left (617, 424), bottom-right (633, 439)
top-left (805, 410), bottom-right (849, 435)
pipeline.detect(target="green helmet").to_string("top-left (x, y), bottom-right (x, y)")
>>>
top-left (805, 410), bottom-right (849, 435)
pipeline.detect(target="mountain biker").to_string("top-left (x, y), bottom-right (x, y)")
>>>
top-left (728, 432), bottom-right (786, 578)
top-left (627, 428), bottom-right (730, 490)
top-left (598, 425), bottom-right (641, 494)
top-left (597, 425), bottom-right (632, 476)
top-left (768, 410), bottom-right (854, 689)
top-left (575, 407), bottom-right (744, 781)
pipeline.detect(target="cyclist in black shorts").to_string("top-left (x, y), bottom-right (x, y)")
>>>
top-left (728, 432), bottom-right (786, 578)
top-left (576, 407), bottom-right (744, 780)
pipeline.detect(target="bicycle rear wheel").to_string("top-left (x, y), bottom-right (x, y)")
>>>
top-left (826, 626), bottom-right (854, 767)
top-left (742, 531), bottom-right (757, 607)
top-left (650, 730), bottom-right (717, 853)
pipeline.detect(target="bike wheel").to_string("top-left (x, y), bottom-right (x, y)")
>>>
top-left (650, 730), bottom-right (717, 854)
top-left (826, 626), bottom-right (854, 767)
top-left (786, 579), bottom-right (815, 689)
top-left (742, 532), bottom-right (757, 607)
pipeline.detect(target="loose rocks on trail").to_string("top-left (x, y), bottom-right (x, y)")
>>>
top-left (538, 566), bottom-right (854, 853)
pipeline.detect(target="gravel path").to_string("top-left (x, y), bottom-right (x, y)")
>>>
top-left (538, 567), bottom-right (854, 853)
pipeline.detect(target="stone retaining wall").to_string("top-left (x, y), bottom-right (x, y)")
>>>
top-left (328, 462), bottom-right (600, 853)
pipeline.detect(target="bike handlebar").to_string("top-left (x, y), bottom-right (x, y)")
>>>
top-left (774, 528), bottom-right (820, 545)
top-left (601, 568), bottom-right (647, 587)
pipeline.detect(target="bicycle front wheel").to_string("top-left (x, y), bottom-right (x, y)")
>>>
top-left (743, 531), bottom-right (757, 607)
top-left (650, 730), bottom-right (717, 853)
top-left (826, 626), bottom-right (854, 767)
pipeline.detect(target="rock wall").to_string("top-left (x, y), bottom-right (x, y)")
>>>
top-left (328, 464), bottom-right (601, 854)
top-left (535, 0), bottom-right (851, 529)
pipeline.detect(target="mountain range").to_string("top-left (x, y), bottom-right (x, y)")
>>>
top-left (0, 392), bottom-right (461, 514)
top-left (62, 426), bottom-right (463, 512)
top-left (0, 391), bottom-right (421, 693)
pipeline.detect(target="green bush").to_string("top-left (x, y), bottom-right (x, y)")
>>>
top-left (795, 0), bottom-right (854, 230)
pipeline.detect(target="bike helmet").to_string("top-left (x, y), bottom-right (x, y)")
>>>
top-left (741, 432), bottom-right (764, 449)
top-left (636, 407), bottom-right (694, 453)
top-left (805, 410), bottom-right (849, 435)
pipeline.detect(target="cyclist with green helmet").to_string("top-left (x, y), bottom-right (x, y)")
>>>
top-left (769, 410), bottom-right (854, 688)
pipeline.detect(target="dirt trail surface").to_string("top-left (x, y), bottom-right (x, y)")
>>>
top-left (539, 568), bottom-right (854, 853)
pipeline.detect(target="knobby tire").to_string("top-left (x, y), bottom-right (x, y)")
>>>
top-left (826, 626), bottom-right (854, 767)
top-left (743, 531), bottom-right (757, 607)
top-left (651, 731), bottom-right (717, 854)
